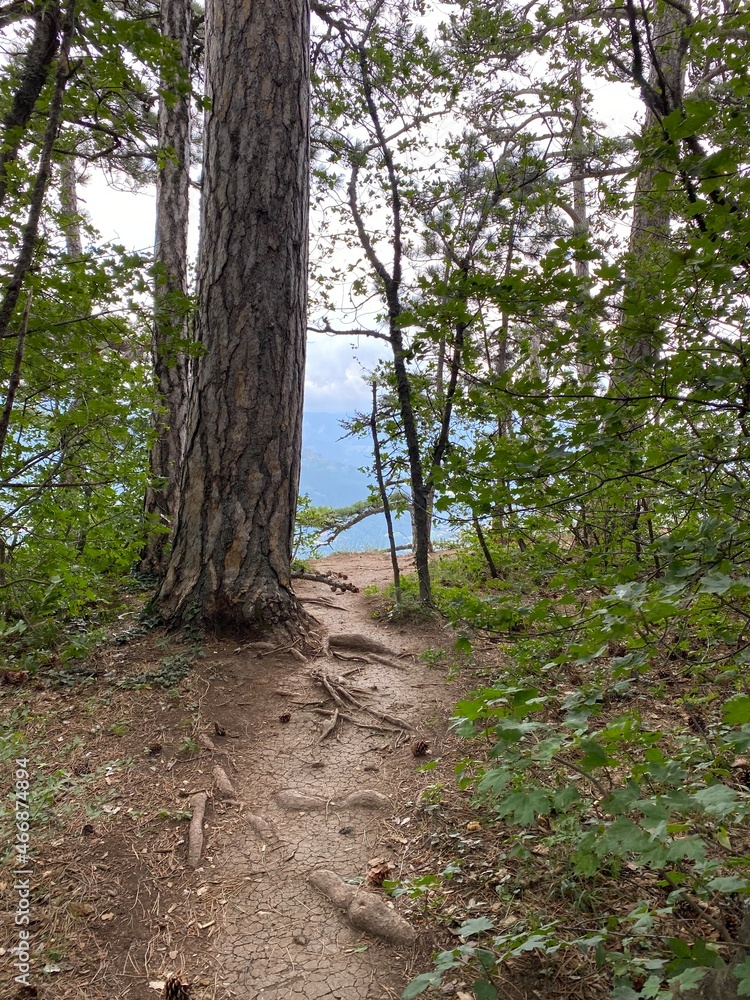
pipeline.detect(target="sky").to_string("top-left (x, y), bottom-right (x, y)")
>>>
top-left (76, 54), bottom-right (642, 420)
top-left (79, 173), bottom-right (387, 415)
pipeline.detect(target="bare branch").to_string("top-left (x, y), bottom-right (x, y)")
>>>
top-left (308, 321), bottom-right (390, 343)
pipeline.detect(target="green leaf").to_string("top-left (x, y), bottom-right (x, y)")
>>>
top-left (402, 972), bottom-right (442, 999)
top-left (477, 768), bottom-right (511, 795)
top-left (707, 876), bottom-right (749, 892)
top-left (698, 572), bottom-right (735, 594)
top-left (640, 975), bottom-right (666, 998)
top-left (457, 916), bottom-right (495, 937)
top-left (668, 967), bottom-right (709, 992)
top-left (473, 980), bottom-right (497, 1000)
top-left (692, 784), bottom-right (737, 817)
top-left (722, 695), bottom-right (750, 726)
top-left (734, 957), bottom-right (750, 996)
top-left (578, 740), bottom-right (610, 769)
top-left (496, 789), bottom-right (551, 825)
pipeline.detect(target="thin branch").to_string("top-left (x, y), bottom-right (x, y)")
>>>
top-left (308, 321), bottom-right (390, 343)
top-left (0, 292), bottom-right (31, 465)
top-left (0, 0), bottom-right (76, 344)
top-left (357, 43), bottom-right (402, 288)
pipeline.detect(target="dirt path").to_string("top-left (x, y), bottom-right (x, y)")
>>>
top-left (176, 552), bottom-right (455, 998)
top-left (1, 551), bottom-right (562, 1000)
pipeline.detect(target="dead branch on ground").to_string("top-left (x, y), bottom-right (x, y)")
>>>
top-left (292, 570), bottom-right (359, 593)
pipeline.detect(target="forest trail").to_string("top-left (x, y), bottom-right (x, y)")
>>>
top-left (176, 551), bottom-right (455, 999)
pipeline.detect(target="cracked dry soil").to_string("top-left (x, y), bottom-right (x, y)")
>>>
top-left (190, 552), bottom-right (456, 999)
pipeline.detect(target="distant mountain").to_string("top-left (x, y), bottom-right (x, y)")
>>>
top-left (299, 412), bottom-right (412, 552)
top-left (302, 412), bottom-right (371, 464)
top-left (299, 449), bottom-right (371, 508)
top-left (300, 411), bottom-right (371, 507)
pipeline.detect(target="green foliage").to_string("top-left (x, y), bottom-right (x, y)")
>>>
top-left (0, 244), bottom-right (153, 666)
top-left (402, 529), bottom-right (750, 995)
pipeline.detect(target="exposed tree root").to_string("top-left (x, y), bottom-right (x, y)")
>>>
top-left (310, 669), bottom-right (412, 732)
top-left (298, 595), bottom-right (350, 610)
top-left (313, 706), bottom-right (403, 736)
top-left (318, 707), bottom-right (340, 740)
top-left (308, 869), bottom-right (416, 945)
top-left (328, 633), bottom-right (395, 654)
top-left (212, 765), bottom-right (237, 799)
top-left (326, 632), bottom-right (412, 669)
top-left (187, 791), bottom-right (208, 868)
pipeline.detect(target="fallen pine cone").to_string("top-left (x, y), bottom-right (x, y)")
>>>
top-left (164, 977), bottom-right (191, 1000)
top-left (279, 712), bottom-right (292, 723)
top-left (412, 739), bottom-right (430, 757)
top-left (367, 856), bottom-right (394, 886)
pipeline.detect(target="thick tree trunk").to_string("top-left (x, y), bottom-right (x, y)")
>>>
top-left (157, 0), bottom-right (310, 631)
top-left (140, 0), bottom-right (192, 575)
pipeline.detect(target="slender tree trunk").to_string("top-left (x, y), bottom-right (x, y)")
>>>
top-left (0, 294), bottom-right (31, 467)
top-left (0, 1), bottom-right (75, 345)
top-left (370, 382), bottom-right (401, 605)
top-left (570, 59), bottom-right (595, 381)
top-left (59, 157), bottom-right (82, 257)
top-left (140, 0), bottom-right (192, 575)
top-left (618, 0), bottom-right (688, 371)
top-left (0, 2), bottom-right (61, 210)
top-left (389, 312), bottom-right (433, 605)
top-left (157, 0), bottom-right (310, 632)
top-left (347, 41), bottom-right (433, 607)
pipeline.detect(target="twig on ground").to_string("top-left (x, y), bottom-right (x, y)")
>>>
top-left (292, 571), bottom-right (359, 593)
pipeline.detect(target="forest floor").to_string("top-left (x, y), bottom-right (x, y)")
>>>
top-left (0, 551), bottom-right (588, 1000)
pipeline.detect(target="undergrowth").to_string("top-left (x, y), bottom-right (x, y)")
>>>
top-left (400, 528), bottom-right (750, 1000)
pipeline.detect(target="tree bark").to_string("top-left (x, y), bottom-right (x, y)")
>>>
top-left (140, 0), bottom-right (192, 575)
top-left (370, 382), bottom-right (401, 605)
top-left (156, 0), bottom-right (310, 632)
top-left (59, 156), bottom-right (82, 257)
top-left (0, 2), bottom-right (61, 210)
top-left (618, 0), bottom-right (689, 371)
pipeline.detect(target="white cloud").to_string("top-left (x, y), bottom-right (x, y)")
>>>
top-left (304, 332), bottom-right (388, 413)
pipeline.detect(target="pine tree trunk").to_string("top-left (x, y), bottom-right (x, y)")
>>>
top-left (140, 0), bottom-right (192, 575)
top-left (157, 0), bottom-right (310, 632)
